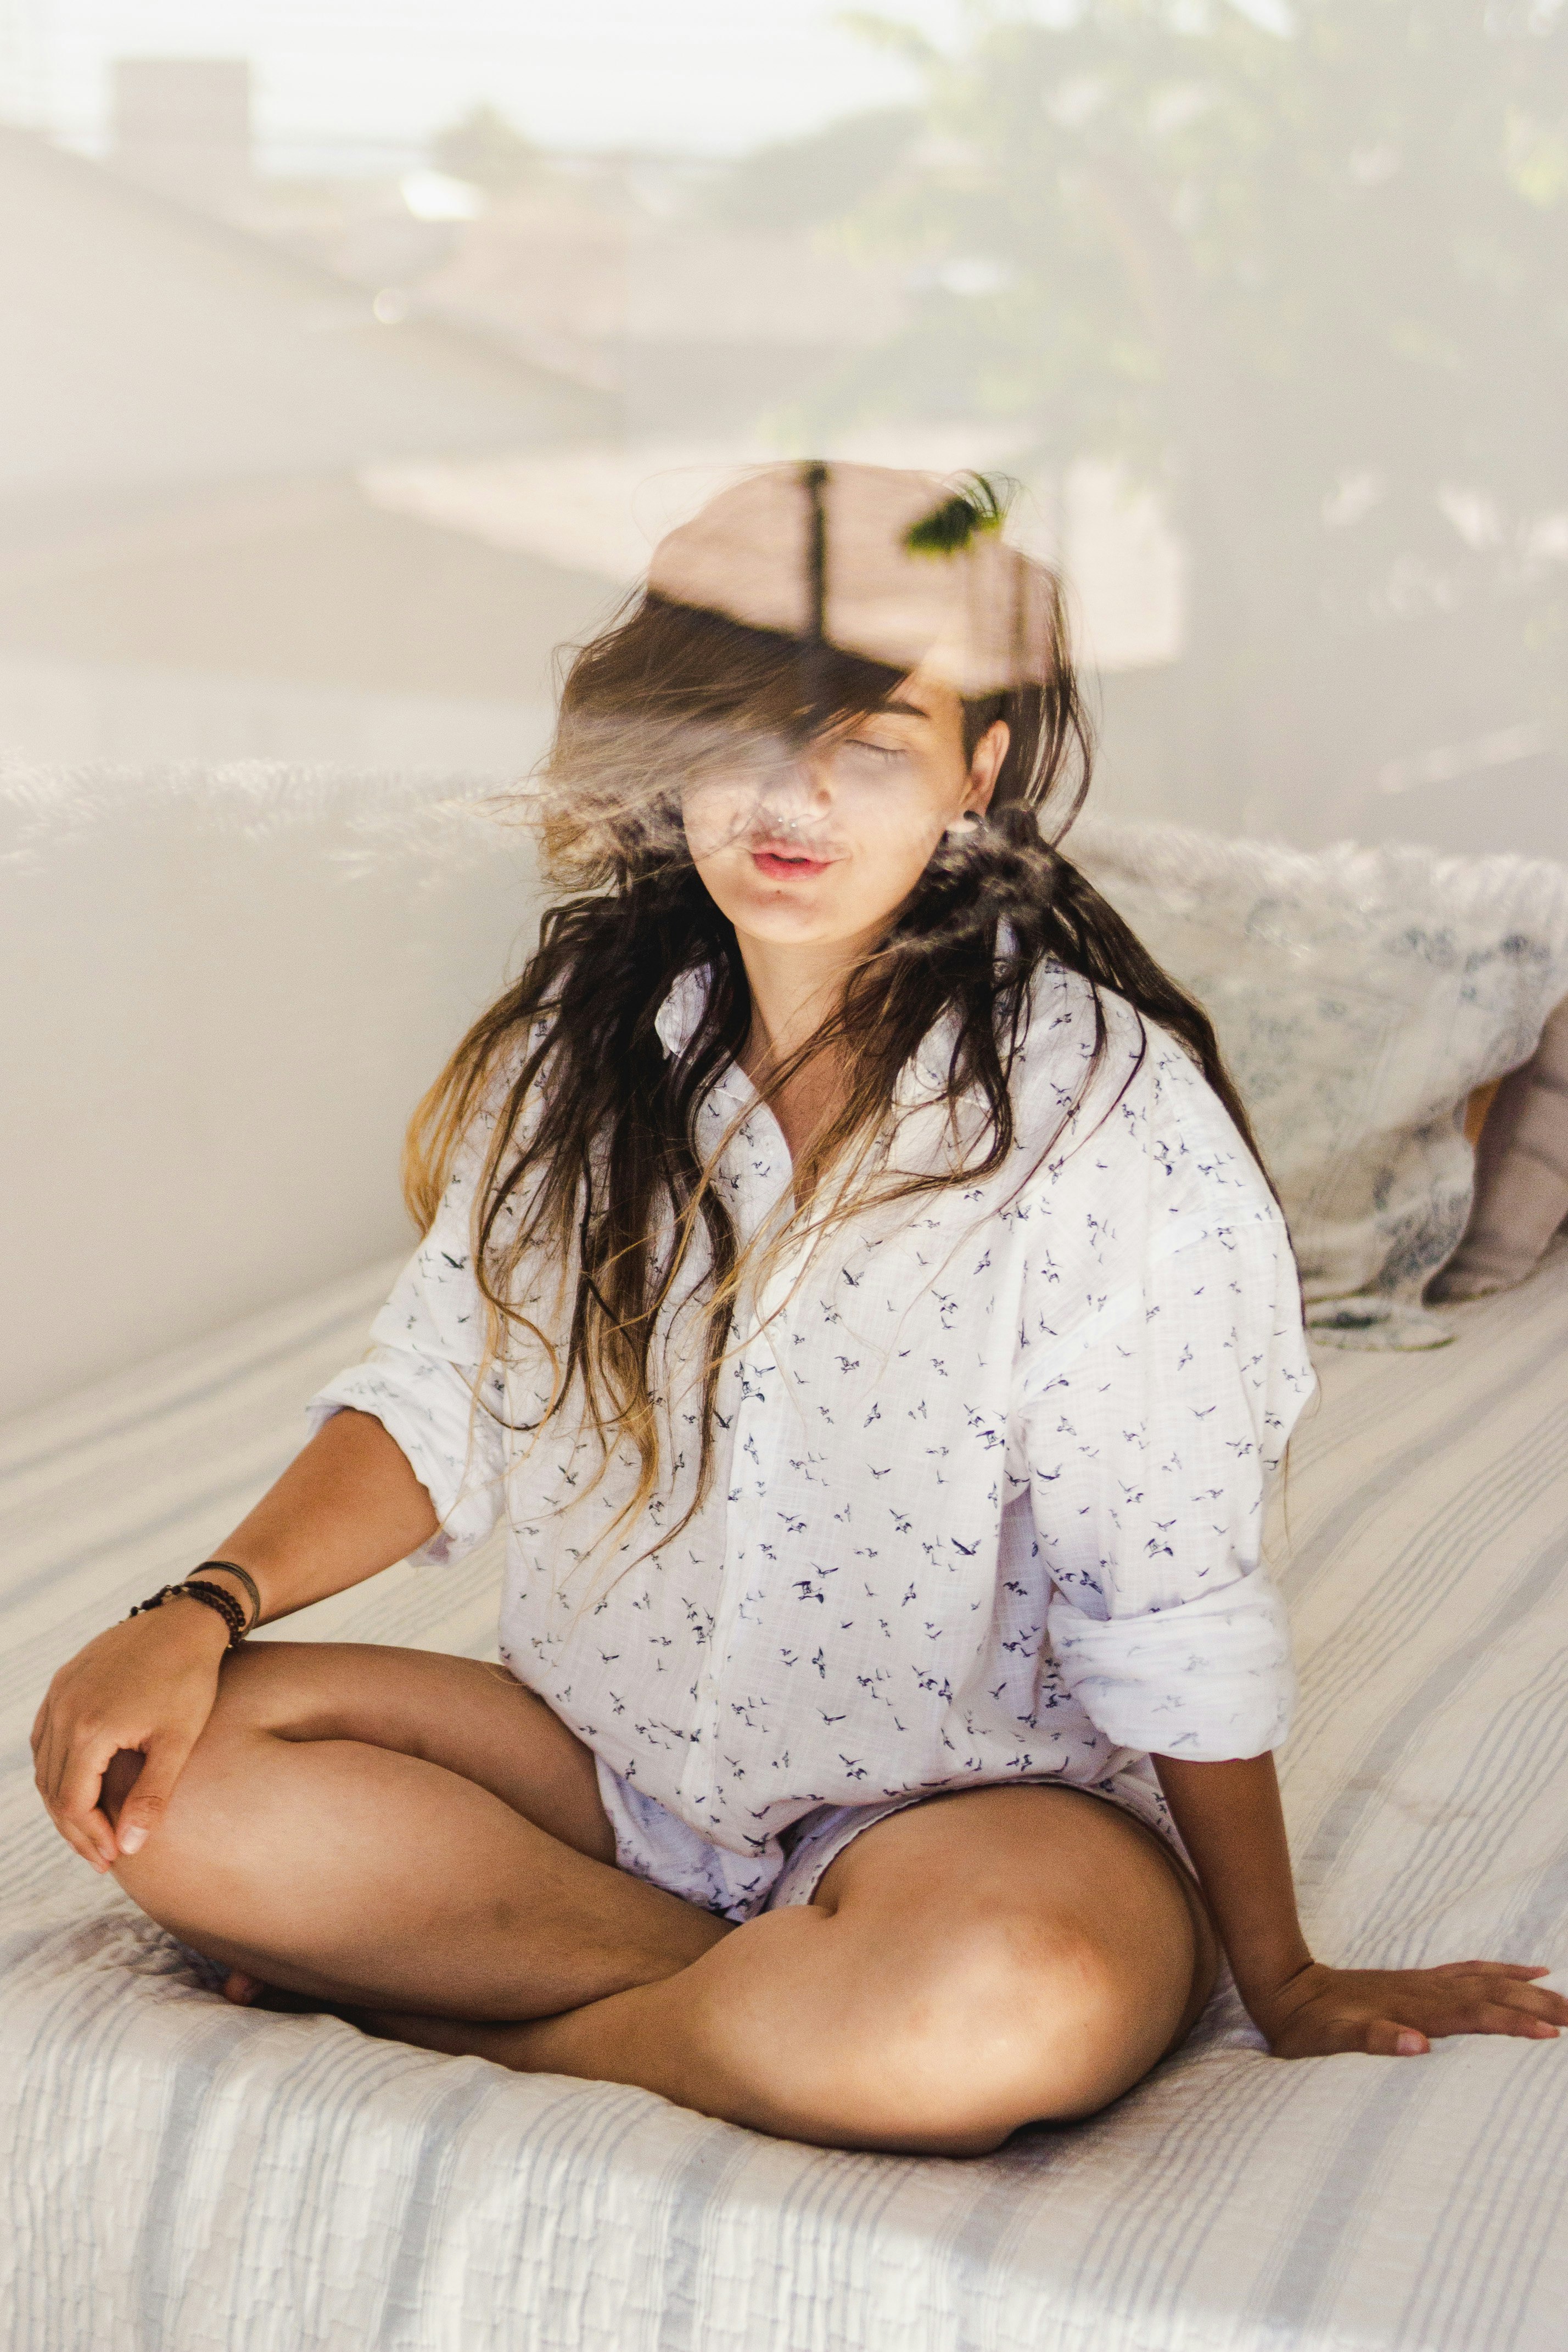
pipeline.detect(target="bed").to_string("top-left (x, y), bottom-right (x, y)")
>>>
top-left (4, 1234), bottom-right (1566, 2352)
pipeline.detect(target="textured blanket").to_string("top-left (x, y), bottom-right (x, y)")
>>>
top-left (4, 1248), bottom-right (1567, 2351)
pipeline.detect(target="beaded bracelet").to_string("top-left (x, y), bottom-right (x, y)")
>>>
top-left (128, 1579), bottom-right (248, 1650)
top-left (193, 1559), bottom-right (262, 1631)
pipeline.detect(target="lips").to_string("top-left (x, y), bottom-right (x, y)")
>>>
top-left (752, 845), bottom-right (831, 880)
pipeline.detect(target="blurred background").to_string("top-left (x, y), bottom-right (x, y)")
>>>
top-left (1, 0), bottom-right (1564, 856)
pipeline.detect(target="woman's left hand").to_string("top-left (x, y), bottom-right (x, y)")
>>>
top-left (1251, 1958), bottom-right (1568, 2058)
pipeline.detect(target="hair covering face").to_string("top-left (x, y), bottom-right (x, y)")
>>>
top-left (646, 461), bottom-right (1055, 699)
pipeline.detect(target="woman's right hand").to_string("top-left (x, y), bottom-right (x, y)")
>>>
top-left (31, 1599), bottom-right (231, 1871)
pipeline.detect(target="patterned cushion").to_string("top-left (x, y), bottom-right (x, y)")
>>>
top-left (1068, 816), bottom-right (1568, 1347)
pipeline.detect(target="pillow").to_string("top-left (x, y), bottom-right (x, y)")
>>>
top-left (1066, 816), bottom-right (1568, 1348)
top-left (1429, 997), bottom-right (1568, 1300)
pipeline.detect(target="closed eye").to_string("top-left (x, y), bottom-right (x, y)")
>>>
top-left (837, 738), bottom-right (906, 766)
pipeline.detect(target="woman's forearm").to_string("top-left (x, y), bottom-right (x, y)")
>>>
top-left (1152, 1752), bottom-right (1313, 2013)
top-left (199, 1408), bottom-right (439, 1627)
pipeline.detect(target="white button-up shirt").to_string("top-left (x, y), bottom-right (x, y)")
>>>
top-left (311, 961), bottom-right (1314, 1902)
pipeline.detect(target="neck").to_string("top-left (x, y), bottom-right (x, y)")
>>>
top-left (733, 927), bottom-right (875, 1078)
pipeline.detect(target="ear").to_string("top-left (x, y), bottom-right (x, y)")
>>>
top-left (964, 719), bottom-right (1010, 818)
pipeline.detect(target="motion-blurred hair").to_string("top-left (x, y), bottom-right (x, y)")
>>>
top-left (404, 472), bottom-right (1263, 1553)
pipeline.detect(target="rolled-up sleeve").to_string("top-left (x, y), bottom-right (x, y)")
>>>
top-left (307, 1152), bottom-right (509, 1567)
top-left (1045, 1559), bottom-right (1295, 1756)
top-left (1015, 1048), bottom-right (1317, 1760)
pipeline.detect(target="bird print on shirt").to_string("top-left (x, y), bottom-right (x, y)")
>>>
top-left (310, 962), bottom-right (1315, 1920)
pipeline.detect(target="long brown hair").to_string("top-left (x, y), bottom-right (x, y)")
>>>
top-left (405, 484), bottom-right (1264, 1542)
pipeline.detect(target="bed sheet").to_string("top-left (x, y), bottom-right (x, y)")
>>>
top-left (3, 1246), bottom-right (1566, 2352)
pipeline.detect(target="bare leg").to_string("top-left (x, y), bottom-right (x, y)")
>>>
top-left (365, 1785), bottom-right (1218, 2155)
top-left (110, 1653), bottom-right (1211, 2153)
top-left (108, 1643), bottom-right (729, 2017)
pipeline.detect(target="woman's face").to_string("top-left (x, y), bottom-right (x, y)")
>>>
top-left (682, 671), bottom-right (1009, 954)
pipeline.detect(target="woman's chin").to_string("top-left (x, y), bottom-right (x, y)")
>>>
top-left (721, 878), bottom-right (907, 953)
top-left (734, 896), bottom-right (838, 938)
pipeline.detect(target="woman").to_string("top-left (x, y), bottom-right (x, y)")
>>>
top-left (33, 464), bottom-right (1564, 2157)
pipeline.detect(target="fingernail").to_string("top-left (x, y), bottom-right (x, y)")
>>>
top-left (1396, 2031), bottom-right (1425, 2056)
top-left (119, 1825), bottom-right (147, 1856)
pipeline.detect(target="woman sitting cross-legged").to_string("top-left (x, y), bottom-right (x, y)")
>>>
top-left (33, 464), bottom-right (1565, 2155)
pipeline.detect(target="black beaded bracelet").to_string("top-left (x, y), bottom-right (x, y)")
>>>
top-left (128, 1579), bottom-right (248, 1650)
top-left (193, 1559), bottom-right (262, 1631)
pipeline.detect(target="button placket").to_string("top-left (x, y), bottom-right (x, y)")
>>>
top-left (677, 1088), bottom-right (791, 1820)
top-left (686, 1320), bottom-right (774, 1818)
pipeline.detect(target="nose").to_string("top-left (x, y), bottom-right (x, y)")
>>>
top-left (755, 750), bottom-right (833, 832)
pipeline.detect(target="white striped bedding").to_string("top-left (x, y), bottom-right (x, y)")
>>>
top-left (3, 1243), bottom-right (1566, 2352)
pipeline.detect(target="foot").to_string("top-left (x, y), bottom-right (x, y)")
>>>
top-left (221, 1971), bottom-right (535, 2059)
top-left (220, 1969), bottom-right (338, 2016)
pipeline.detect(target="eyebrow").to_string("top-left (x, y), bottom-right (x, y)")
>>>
top-left (873, 697), bottom-right (929, 721)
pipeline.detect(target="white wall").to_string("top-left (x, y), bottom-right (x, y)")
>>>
top-left (0, 654), bottom-right (550, 774)
top-left (2, 761), bottom-right (546, 1420)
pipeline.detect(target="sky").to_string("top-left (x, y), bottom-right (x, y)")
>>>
top-left (2, 0), bottom-right (972, 161)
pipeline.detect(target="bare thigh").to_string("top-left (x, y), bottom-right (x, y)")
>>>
top-left (104, 1639), bottom-right (617, 1858)
top-left (417, 1779), bottom-right (1219, 2153)
top-left (814, 1783), bottom-right (1219, 2066)
top-left (106, 1642), bottom-right (727, 2018)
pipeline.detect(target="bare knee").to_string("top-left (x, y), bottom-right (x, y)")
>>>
top-left (872, 1913), bottom-right (1159, 2149)
top-left (108, 1677), bottom-right (272, 1924)
top-left (108, 1643), bottom-right (366, 1907)
top-left (703, 1907), bottom-right (1175, 2157)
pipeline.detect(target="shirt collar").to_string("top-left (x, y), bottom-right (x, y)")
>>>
top-left (653, 964), bottom-right (713, 1061)
top-left (652, 960), bottom-right (962, 1111)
